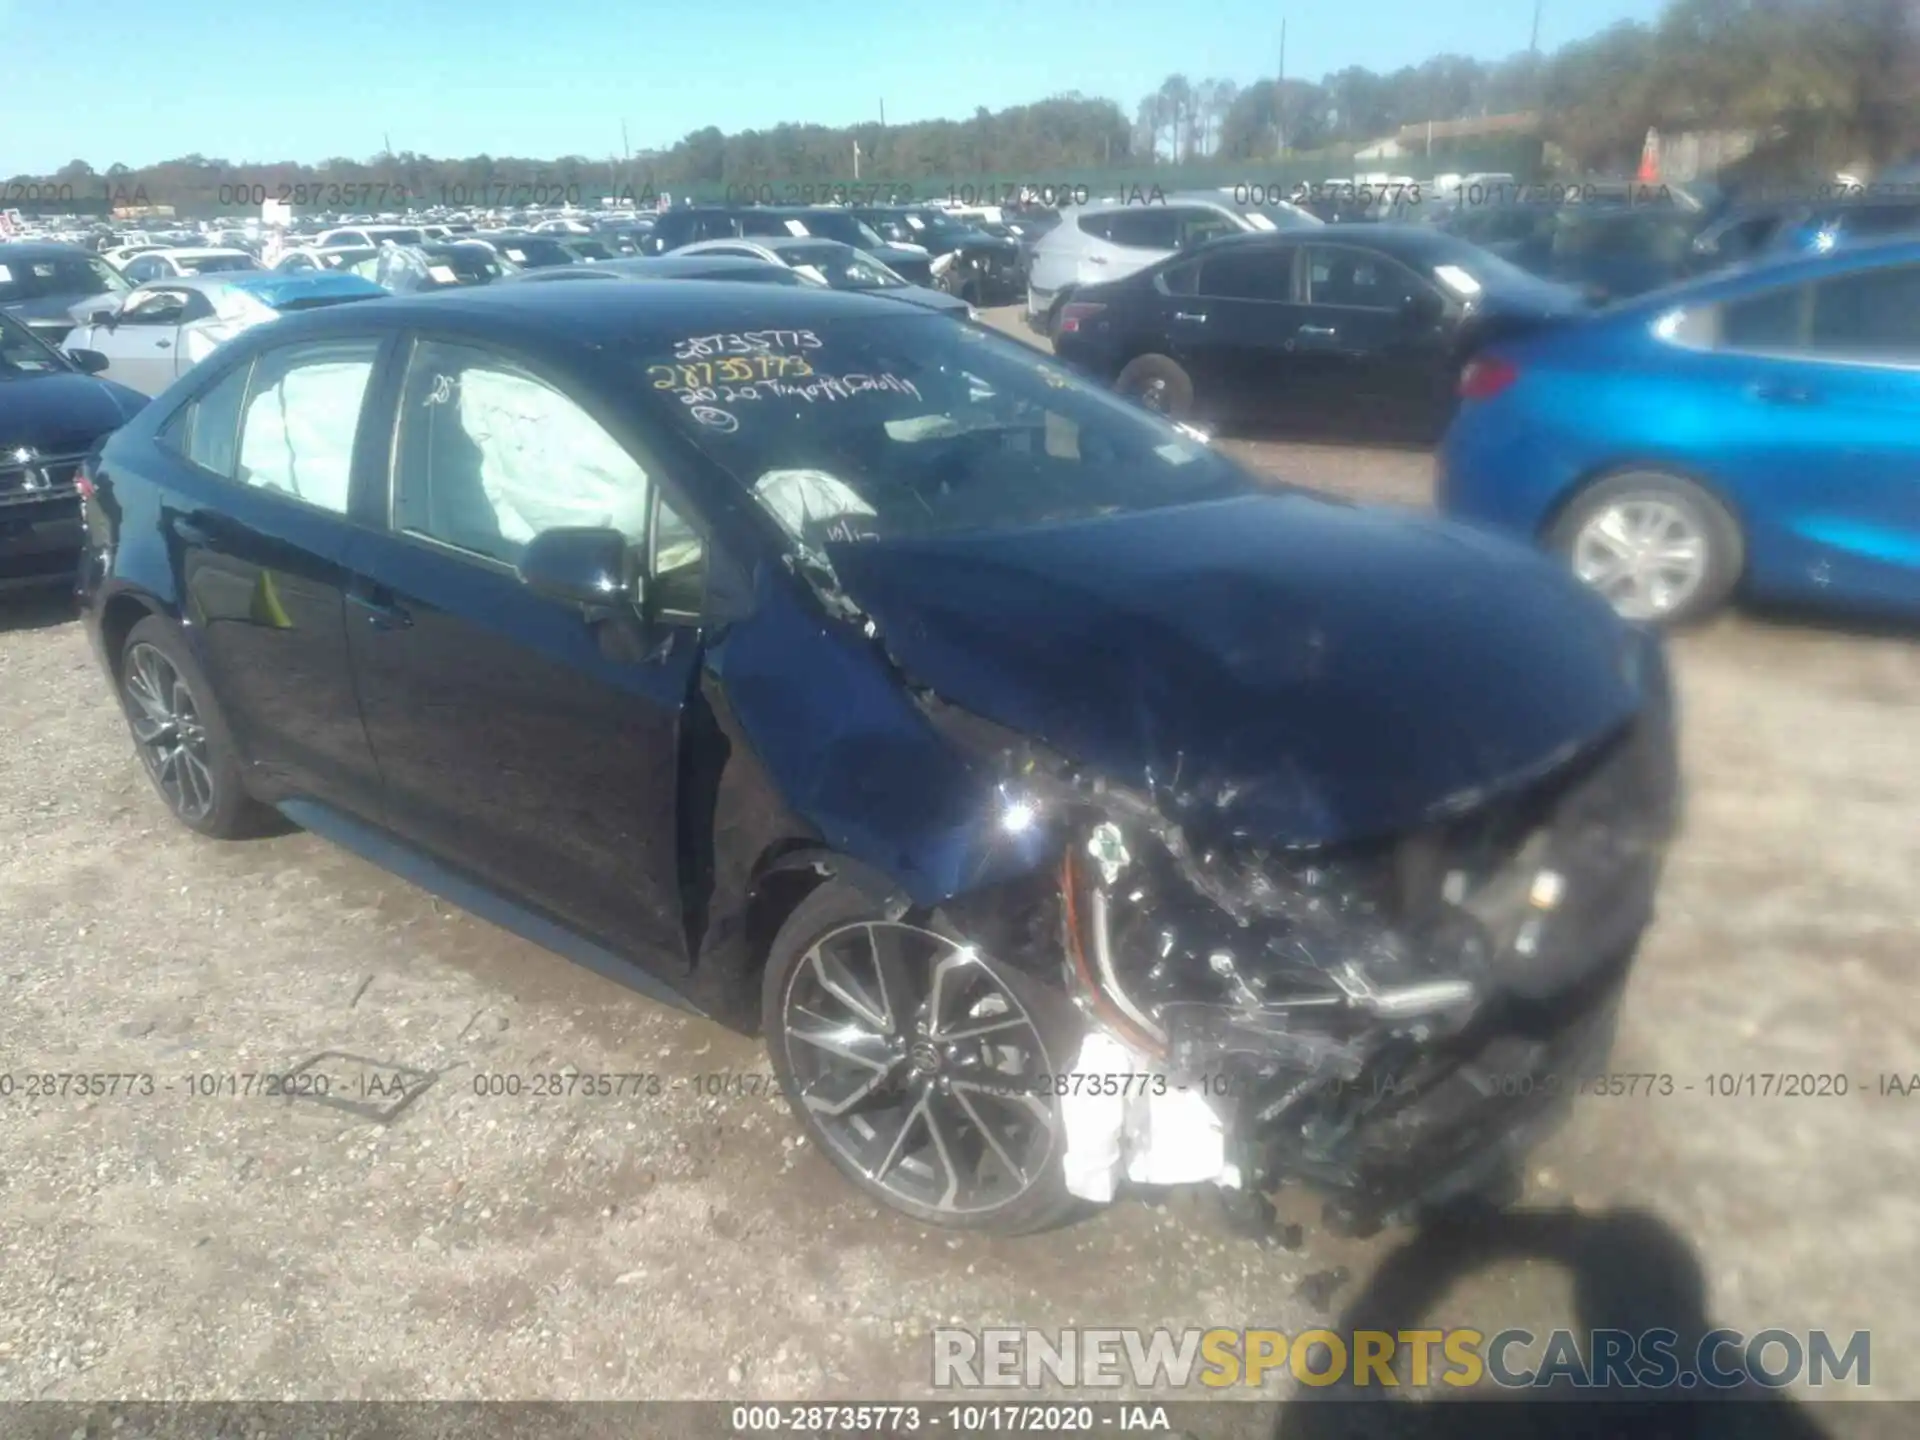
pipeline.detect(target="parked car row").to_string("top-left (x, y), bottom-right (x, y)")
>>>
top-left (1040, 203), bottom-right (1920, 626)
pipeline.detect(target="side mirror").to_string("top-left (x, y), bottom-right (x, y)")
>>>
top-left (517, 526), bottom-right (635, 612)
top-left (67, 348), bottom-right (111, 375)
top-left (88, 308), bottom-right (117, 327)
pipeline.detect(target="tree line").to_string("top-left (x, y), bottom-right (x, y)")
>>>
top-left (6, 0), bottom-right (1913, 212)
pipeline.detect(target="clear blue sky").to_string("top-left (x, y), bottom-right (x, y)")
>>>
top-left (2, 0), bottom-right (1669, 175)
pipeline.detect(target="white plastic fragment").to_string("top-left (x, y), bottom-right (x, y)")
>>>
top-left (1058, 1029), bottom-right (1237, 1203)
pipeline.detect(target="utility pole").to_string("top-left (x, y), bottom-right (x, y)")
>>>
top-left (1277, 18), bottom-right (1288, 159)
top-left (853, 139), bottom-right (861, 179)
top-left (879, 99), bottom-right (886, 127)
top-left (1529, 0), bottom-right (1542, 53)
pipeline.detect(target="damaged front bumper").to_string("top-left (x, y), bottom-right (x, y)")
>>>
top-left (1032, 682), bottom-right (1677, 1234)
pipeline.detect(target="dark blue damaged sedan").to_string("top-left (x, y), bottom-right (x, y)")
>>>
top-left (75, 280), bottom-right (1678, 1238)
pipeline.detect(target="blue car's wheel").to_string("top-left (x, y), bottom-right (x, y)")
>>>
top-left (1549, 470), bottom-right (1744, 625)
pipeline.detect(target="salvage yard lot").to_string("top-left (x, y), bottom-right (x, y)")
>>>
top-left (0, 309), bottom-right (1916, 1413)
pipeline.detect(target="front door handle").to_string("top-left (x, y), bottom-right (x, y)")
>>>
top-left (347, 583), bottom-right (414, 630)
top-left (1173, 311), bottom-right (1208, 324)
top-left (1297, 324), bottom-right (1338, 338)
top-left (154, 339), bottom-right (171, 349)
top-left (1748, 381), bottom-right (1817, 405)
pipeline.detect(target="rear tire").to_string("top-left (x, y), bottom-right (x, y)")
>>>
top-left (1114, 353), bottom-right (1195, 422)
top-left (762, 878), bottom-right (1084, 1235)
top-left (1547, 470), bottom-right (1743, 625)
top-left (117, 616), bottom-right (273, 839)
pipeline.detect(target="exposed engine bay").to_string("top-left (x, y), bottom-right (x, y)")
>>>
top-left (928, 675), bottom-right (1679, 1236)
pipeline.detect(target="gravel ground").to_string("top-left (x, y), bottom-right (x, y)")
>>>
top-left (0, 309), bottom-right (1915, 1424)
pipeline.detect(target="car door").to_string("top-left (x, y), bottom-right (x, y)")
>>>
top-left (1706, 266), bottom-right (1920, 610)
top-left (342, 335), bottom-right (708, 968)
top-left (1162, 242), bottom-right (1311, 425)
top-left (93, 287), bottom-right (198, 395)
top-left (151, 335), bottom-right (390, 817)
top-left (1293, 243), bottom-right (1452, 440)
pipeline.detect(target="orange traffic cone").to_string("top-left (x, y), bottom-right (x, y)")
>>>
top-left (1636, 128), bottom-right (1662, 185)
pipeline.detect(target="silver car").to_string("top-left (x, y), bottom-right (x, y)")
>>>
top-left (673, 237), bottom-right (974, 317)
top-left (60, 271), bottom-right (387, 395)
top-left (1024, 190), bottom-right (1322, 336)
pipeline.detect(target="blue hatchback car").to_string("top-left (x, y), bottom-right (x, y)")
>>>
top-left (1439, 238), bottom-right (1920, 623)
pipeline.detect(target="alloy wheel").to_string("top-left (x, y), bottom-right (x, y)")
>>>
top-left (780, 921), bottom-right (1061, 1218)
top-left (1132, 376), bottom-right (1170, 413)
top-left (1569, 497), bottom-right (1710, 621)
top-left (123, 642), bottom-right (217, 824)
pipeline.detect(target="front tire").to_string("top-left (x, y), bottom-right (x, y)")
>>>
top-left (762, 879), bottom-right (1083, 1234)
top-left (1114, 353), bottom-right (1195, 421)
top-left (1547, 470), bottom-right (1743, 625)
top-left (117, 616), bottom-right (272, 838)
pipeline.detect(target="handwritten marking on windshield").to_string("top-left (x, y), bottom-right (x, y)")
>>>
top-left (650, 356), bottom-right (813, 390)
top-left (689, 406), bottom-right (738, 432)
top-left (671, 329), bottom-right (823, 362)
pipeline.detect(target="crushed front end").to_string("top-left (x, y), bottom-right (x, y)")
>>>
top-left (933, 637), bottom-right (1679, 1236)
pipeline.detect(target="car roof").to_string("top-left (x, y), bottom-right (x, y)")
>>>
top-left (150, 247), bottom-right (253, 260)
top-left (257, 272), bottom-right (914, 341)
top-left (1616, 233), bottom-right (1920, 310)
top-left (0, 241), bottom-right (101, 260)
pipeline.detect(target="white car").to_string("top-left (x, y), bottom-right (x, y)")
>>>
top-left (101, 243), bottom-right (167, 269)
top-left (117, 248), bottom-right (261, 284)
top-left (60, 271), bottom-right (385, 395)
top-left (273, 246), bottom-right (380, 275)
top-left (1024, 191), bottom-right (1321, 336)
top-left (315, 225), bottom-right (425, 249)
top-left (532, 217), bottom-right (593, 235)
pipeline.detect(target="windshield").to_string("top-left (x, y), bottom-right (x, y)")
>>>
top-left (318, 248), bottom-right (379, 270)
top-left (782, 245), bottom-right (908, 289)
top-left (369, 227), bottom-right (426, 245)
top-left (179, 254), bottom-right (258, 274)
top-left (0, 253), bottom-right (130, 302)
top-left (640, 314), bottom-right (1253, 551)
top-left (0, 311), bottom-right (73, 378)
top-left (566, 239), bottom-right (615, 260)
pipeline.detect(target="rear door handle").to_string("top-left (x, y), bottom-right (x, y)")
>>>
top-left (347, 582), bottom-right (414, 630)
top-left (1088, 255), bottom-right (1109, 266)
top-left (154, 339), bottom-right (171, 349)
top-left (1297, 324), bottom-right (1338, 337)
top-left (1748, 381), bottom-right (1818, 405)
top-left (1173, 311), bottom-right (1208, 324)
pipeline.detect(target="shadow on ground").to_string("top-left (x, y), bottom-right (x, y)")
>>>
top-left (1271, 1205), bottom-right (1862, 1440)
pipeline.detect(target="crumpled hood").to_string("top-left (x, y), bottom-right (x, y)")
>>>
top-left (825, 493), bottom-right (1645, 846)
top-left (0, 371), bottom-right (148, 454)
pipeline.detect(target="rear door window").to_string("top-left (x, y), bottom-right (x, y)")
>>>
top-left (1808, 265), bottom-right (1920, 359)
top-left (234, 337), bottom-right (381, 514)
top-left (1102, 209), bottom-right (1183, 251)
top-left (1196, 246), bottom-right (1294, 301)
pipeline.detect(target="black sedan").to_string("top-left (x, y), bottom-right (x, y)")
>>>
top-left (1050, 226), bottom-right (1589, 442)
top-left (76, 280), bottom-right (1674, 1238)
top-left (850, 206), bottom-right (1025, 305)
top-left (0, 311), bottom-right (146, 591)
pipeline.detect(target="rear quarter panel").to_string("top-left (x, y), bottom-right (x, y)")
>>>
top-left (1439, 315), bottom-right (1756, 537)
